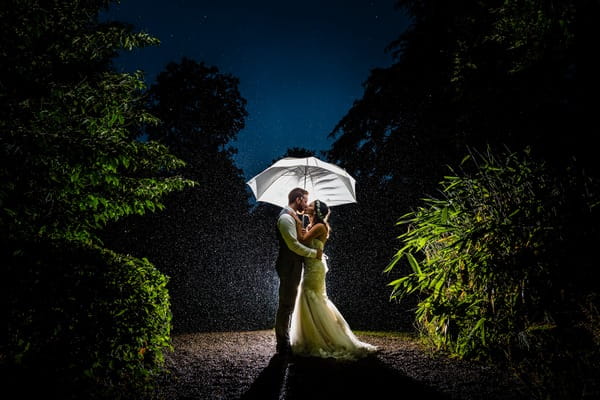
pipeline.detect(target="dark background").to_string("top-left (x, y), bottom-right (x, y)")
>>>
top-left (101, 0), bottom-right (409, 180)
top-left (100, 0), bottom-right (415, 334)
top-left (99, 0), bottom-right (590, 335)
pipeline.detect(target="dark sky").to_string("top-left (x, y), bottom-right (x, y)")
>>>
top-left (102, 0), bottom-right (409, 180)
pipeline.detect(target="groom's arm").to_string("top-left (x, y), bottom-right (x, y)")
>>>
top-left (278, 214), bottom-right (319, 258)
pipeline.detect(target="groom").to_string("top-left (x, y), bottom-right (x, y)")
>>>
top-left (274, 187), bottom-right (323, 355)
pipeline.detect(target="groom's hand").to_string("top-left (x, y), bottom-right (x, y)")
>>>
top-left (316, 248), bottom-right (323, 259)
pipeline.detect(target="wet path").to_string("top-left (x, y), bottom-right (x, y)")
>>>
top-left (155, 330), bottom-right (527, 400)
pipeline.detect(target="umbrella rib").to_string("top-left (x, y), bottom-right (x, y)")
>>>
top-left (304, 158), bottom-right (308, 189)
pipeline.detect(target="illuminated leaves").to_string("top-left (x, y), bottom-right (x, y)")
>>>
top-left (386, 147), bottom-right (598, 361)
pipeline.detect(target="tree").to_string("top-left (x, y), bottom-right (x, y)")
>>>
top-left (324, 0), bottom-right (580, 332)
top-left (0, 0), bottom-right (192, 245)
top-left (278, 147), bottom-right (318, 159)
top-left (146, 57), bottom-right (249, 212)
top-left (147, 57), bottom-right (248, 158)
top-left (103, 58), bottom-right (254, 333)
top-left (0, 1), bottom-right (193, 397)
top-left (330, 0), bottom-right (577, 181)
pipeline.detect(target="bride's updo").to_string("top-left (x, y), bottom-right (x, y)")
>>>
top-left (314, 199), bottom-right (331, 237)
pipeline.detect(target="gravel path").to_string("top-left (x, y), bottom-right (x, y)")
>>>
top-left (153, 330), bottom-right (528, 400)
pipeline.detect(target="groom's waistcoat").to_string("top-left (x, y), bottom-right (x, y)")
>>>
top-left (275, 209), bottom-right (303, 271)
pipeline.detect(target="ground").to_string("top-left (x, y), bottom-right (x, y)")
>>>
top-left (154, 330), bottom-right (528, 400)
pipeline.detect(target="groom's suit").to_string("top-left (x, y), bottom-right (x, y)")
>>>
top-left (274, 206), bottom-right (317, 351)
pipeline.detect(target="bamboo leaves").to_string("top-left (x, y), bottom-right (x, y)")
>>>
top-left (384, 147), bottom-right (587, 359)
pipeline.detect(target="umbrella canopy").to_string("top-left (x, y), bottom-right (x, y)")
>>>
top-left (246, 156), bottom-right (357, 207)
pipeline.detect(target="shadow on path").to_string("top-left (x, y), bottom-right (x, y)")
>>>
top-left (240, 353), bottom-right (451, 400)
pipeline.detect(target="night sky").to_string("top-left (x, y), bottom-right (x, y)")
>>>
top-left (101, 0), bottom-right (410, 180)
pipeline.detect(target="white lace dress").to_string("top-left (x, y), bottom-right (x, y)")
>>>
top-left (289, 238), bottom-right (378, 360)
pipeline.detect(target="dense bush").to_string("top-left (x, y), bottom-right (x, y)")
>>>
top-left (3, 239), bottom-right (171, 398)
top-left (386, 147), bottom-right (600, 398)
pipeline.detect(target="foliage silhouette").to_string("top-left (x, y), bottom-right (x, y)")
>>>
top-left (322, 0), bottom-right (585, 325)
top-left (146, 57), bottom-right (248, 157)
top-left (276, 147), bottom-right (318, 161)
top-left (324, 0), bottom-right (597, 397)
top-left (103, 57), bottom-right (255, 334)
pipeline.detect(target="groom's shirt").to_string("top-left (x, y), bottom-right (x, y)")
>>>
top-left (277, 206), bottom-right (317, 258)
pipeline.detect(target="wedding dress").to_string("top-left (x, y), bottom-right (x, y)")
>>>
top-left (290, 238), bottom-right (378, 360)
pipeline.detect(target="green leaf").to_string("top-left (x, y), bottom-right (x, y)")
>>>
top-left (406, 253), bottom-right (421, 274)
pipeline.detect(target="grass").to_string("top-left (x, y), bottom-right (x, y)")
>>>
top-left (355, 330), bottom-right (418, 339)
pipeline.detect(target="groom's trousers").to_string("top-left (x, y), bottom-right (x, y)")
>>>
top-left (275, 257), bottom-right (303, 349)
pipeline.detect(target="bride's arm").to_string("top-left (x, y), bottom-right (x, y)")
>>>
top-left (288, 212), bottom-right (326, 244)
top-left (301, 223), bottom-right (326, 243)
top-left (285, 212), bottom-right (324, 260)
top-left (289, 212), bottom-right (309, 243)
top-left (292, 214), bottom-right (327, 245)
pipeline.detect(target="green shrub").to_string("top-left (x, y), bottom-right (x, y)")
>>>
top-left (386, 147), bottom-right (600, 398)
top-left (3, 239), bottom-right (172, 398)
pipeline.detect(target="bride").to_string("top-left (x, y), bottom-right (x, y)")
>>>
top-left (288, 199), bottom-right (378, 360)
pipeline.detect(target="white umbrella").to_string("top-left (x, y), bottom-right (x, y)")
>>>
top-left (246, 156), bottom-right (357, 207)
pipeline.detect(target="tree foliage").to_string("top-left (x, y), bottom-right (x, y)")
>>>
top-left (147, 57), bottom-right (248, 157)
top-left (1, 1), bottom-right (193, 397)
top-left (0, 0), bottom-right (193, 245)
top-left (328, 0), bottom-right (578, 192)
top-left (323, 0), bottom-right (582, 332)
top-left (324, 0), bottom-right (597, 395)
top-left (145, 57), bottom-right (249, 211)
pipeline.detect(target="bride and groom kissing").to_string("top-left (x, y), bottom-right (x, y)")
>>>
top-left (274, 187), bottom-right (377, 360)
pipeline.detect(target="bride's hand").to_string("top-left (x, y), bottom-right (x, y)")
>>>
top-left (289, 211), bottom-right (302, 225)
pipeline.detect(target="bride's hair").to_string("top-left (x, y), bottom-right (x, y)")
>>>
top-left (314, 199), bottom-right (331, 238)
